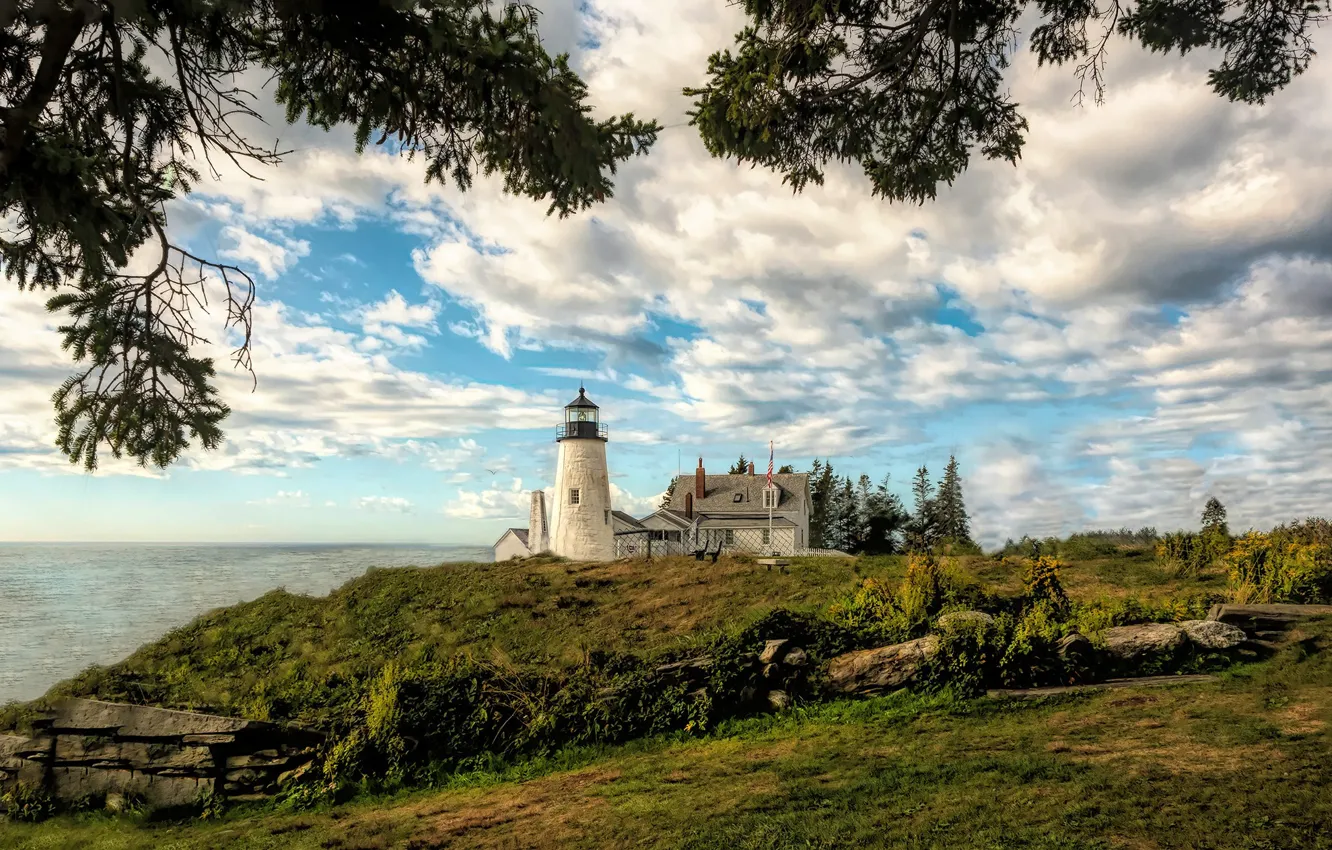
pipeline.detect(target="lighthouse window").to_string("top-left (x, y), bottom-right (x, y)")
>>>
top-left (569, 488), bottom-right (580, 505)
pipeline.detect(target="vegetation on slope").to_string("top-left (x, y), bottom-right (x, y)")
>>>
top-left (4, 616), bottom-right (1330, 849)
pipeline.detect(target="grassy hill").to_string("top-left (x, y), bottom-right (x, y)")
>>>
top-left (8, 548), bottom-right (1222, 730)
top-left (4, 615), bottom-right (1330, 849)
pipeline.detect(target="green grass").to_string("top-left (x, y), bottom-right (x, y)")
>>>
top-left (6, 618), bottom-right (1330, 849)
top-left (2, 551), bottom-right (1228, 733)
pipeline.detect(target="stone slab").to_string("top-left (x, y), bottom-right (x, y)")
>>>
top-left (44, 699), bottom-right (263, 738)
top-left (50, 766), bottom-right (209, 808)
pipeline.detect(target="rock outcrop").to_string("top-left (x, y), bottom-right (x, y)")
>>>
top-left (936, 611), bottom-right (995, 630)
top-left (1100, 623), bottom-right (1186, 662)
top-left (0, 698), bottom-right (322, 811)
top-left (826, 636), bottom-right (940, 696)
top-left (1179, 619), bottom-right (1247, 650)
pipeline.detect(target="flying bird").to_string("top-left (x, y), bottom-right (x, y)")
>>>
top-left (486, 469), bottom-right (499, 475)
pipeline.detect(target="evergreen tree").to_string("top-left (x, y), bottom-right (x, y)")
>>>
top-left (852, 474), bottom-right (874, 551)
top-left (728, 454), bottom-right (751, 475)
top-left (827, 476), bottom-right (857, 551)
top-left (933, 455), bottom-right (976, 548)
top-left (905, 464), bottom-right (938, 552)
top-left (659, 477), bottom-right (677, 510)
top-left (863, 474), bottom-right (907, 555)
top-left (3, 2), bottom-right (658, 471)
top-left (809, 459), bottom-right (836, 549)
top-left (688, 0), bottom-right (1314, 206)
top-left (777, 464), bottom-right (794, 474)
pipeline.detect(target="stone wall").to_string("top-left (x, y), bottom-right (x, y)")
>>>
top-left (0, 698), bottom-right (322, 811)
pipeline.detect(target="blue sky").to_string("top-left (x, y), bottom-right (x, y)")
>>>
top-left (3, 1), bottom-right (1332, 547)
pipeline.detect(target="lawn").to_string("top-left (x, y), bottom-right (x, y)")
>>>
top-left (5, 616), bottom-right (1329, 849)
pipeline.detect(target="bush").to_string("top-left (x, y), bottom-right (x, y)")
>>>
top-left (1, 783), bottom-right (56, 823)
top-left (1226, 530), bottom-right (1332, 604)
top-left (996, 602), bottom-right (1068, 688)
top-left (1156, 530), bottom-right (1230, 577)
top-left (1023, 555), bottom-right (1069, 613)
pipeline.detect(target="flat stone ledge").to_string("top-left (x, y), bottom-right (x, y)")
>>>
top-left (986, 674), bottom-right (1219, 700)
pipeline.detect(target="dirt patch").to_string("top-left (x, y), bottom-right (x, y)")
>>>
top-left (1276, 703), bottom-right (1327, 736)
top-left (1065, 740), bottom-right (1282, 775)
top-left (345, 768), bottom-right (623, 850)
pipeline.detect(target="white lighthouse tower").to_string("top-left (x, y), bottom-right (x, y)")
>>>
top-left (549, 385), bottom-right (615, 561)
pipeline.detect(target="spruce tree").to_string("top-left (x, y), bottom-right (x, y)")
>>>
top-left (3, 2), bottom-right (658, 471)
top-left (853, 474), bottom-right (874, 552)
top-left (906, 464), bottom-right (937, 552)
top-left (659, 477), bottom-right (677, 510)
top-left (728, 454), bottom-right (751, 475)
top-left (688, 0), bottom-right (1315, 206)
top-left (864, 474), bottom-right (907, 555)
top-left (934, 455), bottom-right (976, 548)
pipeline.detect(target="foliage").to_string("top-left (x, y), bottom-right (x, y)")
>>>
top-left (1022, 555), bottom-right (1069, 614)
top-left (904, 465), bottom-right (938, 552)
top-left (8, 620), bottom-right (1332, 848)
top-left (1225, 529), bottom-right (1332, 604)
top-left (995, 527), bottom-right (1159, 560)
top-left (932, 455), bottom-right (975, 550)
top-left (1201, 497), bottom-right (1229, 537)
top-left (685, 0), bottom-right (1325, 205)
top-left (727, 454), bottom-right (752, 475)
top-left (0, 783), bottom-right (55, 823)
top-left (2, 0), bottom-right (657, 471)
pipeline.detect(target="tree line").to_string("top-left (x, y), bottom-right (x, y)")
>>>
top-left (804, 456), bottom-right (976, 555)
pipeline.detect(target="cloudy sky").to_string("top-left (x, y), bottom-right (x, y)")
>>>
top-left (2, 2), bottom-right (1330, 548)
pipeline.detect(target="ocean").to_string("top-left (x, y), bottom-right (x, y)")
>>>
top-left (0, 543), bottom-right (492, 705)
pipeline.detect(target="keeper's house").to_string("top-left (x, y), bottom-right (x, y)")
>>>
top-left (636, 457), bottom-right (811, 556)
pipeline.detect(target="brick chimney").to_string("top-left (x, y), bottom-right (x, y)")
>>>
top-left (695, 457), bottom-right (706, 500)
top-left (684, 491), bottom-right (693, 519)
top-left (748, 461), bottom-right (755, 476)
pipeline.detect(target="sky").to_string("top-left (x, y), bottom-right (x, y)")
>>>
top-left (2, 3), bottom-right (1332, 548)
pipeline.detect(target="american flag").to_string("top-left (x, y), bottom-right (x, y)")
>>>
top-left (767, 441), bottom-right (774, 487)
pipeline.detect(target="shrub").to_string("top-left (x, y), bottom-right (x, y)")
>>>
top-left (996, 602), bottom-right (1068, 688)
top-left (1156, 530), bottom-right (1230, 577)
top-left (1226, 530), bottom-right (1332, 604)
top-left (1, 782), bottom-right (56, 823)
top-left (1023, 555), bottom-right (1069, 613)
top-left (923, 613), bottom-right (1001, 696)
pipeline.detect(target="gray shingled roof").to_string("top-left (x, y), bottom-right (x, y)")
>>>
top-left (611, 510), bottom-right (644, 529)
top-left (666, 472), bottom-right (810, 515)
top-left (510, 528), bottom-right (530, 546)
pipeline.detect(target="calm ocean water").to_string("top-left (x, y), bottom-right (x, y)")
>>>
top-left (0, 543), bottom-right (492, 705)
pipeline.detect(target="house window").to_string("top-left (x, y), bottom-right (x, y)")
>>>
top-left (569, 488), bottom-right (580, 505)
top-left (732, 493), bottom-right (743, 503)
top-left (762, 529), bottom-right (770, 545)
top-left (724, 529), bottom-right (735, 546)
top-left (762, 488), bottom-right (778, 509)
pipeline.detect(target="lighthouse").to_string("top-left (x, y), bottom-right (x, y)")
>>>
top-left (549, 385), bottom-right (615, 561)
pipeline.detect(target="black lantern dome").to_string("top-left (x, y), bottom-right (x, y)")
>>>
top-left (556, 384), bottom-right (608, 441)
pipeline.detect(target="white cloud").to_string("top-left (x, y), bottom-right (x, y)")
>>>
top-left (357, 496), bottom-right (414, 512)
top-left (219, 226), bottom-right (311, 280)
top-left (247, 490), bottom-right (311, 507)
top-left (442, 477), bottom-right (529, 520)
